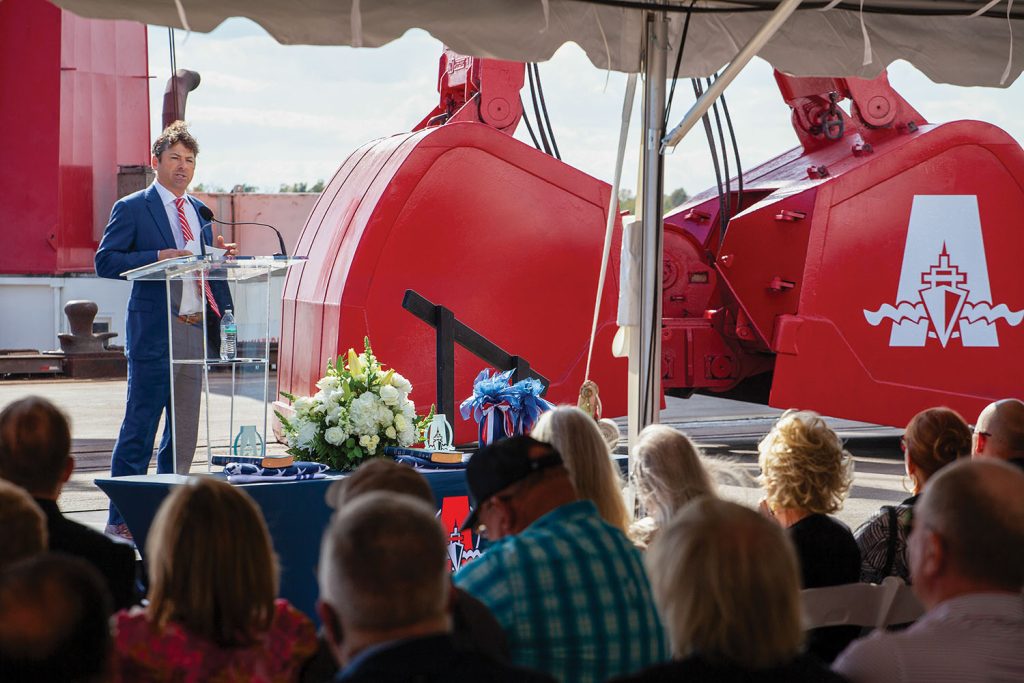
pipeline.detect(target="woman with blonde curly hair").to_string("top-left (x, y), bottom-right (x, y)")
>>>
top-left (628, 424), bottom-right (716, 549)
top-left (758, 409), bottom-right (859, 664)
top-left (532, 406), bottom-right (631, 534)
top-left (855, 406), bottom-right (970, 585)
top-left (111, 478), bottom-right (317, 681)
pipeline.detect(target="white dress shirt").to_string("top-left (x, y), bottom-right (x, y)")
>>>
top-left (153, 181), bottom-right (201, 252)
top-left (153, 181), bottom-right (204, 314)
top-left (833, 593), bottom-right (1024, 683)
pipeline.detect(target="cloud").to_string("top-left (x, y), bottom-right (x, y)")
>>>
top-left (150, 20), bottom-right (1024, 197)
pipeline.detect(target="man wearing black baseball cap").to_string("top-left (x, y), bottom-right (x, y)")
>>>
top-left (454, 436), bottom-right (668, 683)
top-left (460, 436), bottom-right (565, 536)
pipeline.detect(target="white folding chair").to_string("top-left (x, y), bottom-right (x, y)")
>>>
top-left (801, 576), bottom-right (924, 631)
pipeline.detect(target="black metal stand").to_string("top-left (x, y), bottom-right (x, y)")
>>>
top-left (402, 289), bottom-right (549, 420)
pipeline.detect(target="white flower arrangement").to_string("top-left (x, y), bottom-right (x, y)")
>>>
top-left (276, 337), bottom-right (431, 470)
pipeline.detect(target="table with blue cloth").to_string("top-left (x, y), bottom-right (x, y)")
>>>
top-left (95, 467), bottom-right (474, 623)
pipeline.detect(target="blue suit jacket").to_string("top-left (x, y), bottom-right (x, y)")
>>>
top-left (95, 184), bottom-right (231, 361)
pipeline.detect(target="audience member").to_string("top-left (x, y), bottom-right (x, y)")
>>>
top-left (0, 396), bottom-right (138, 609)
top-left (972, 397), bottom-right (1024, 469)
top-left (628, 424), bottom-right (716, 549)
top-left (532, 406), bottom-right (631, 533)
top-left (318, 491), bottom-right (554, 682)
top-left (834, 459), bottom-right (1024, 682)
top-left (326, 456), bottom-right (439, 509)
top-left (758, 409), bottom-right (860, 663)
top-left (111, 477), bottom-right (316, 681)
top-left (454, 436), bottom-right (668, 682)
top-left (302, 458), bottom-right (508, 682)
top-left (855, 407), bottom-right (969, 584)
top-left (612, 498), bottom-right (847, 682)
top-left (0, 478), bottom-right (47, 568)
top-left (0, 553), bottom-right (113, 683)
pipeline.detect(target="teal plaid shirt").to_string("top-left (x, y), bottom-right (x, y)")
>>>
top-left (454, 500), bottom-right (668, 683)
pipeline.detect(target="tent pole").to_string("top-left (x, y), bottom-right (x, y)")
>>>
top-left (629, 10), bottom-right (669, 446)
top-left (662, 0), bottom-right (803, 151)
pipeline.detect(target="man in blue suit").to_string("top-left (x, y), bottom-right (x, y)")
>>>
top-left (95, 121), bottom-right (234, 540)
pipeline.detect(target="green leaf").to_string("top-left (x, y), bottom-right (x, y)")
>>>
top-left (273, 410), bottom-right (293, 432)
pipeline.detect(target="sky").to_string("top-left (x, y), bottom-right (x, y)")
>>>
top-left (147, 18), bottom-right (1024, 200)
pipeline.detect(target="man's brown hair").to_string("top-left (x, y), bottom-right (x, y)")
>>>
top-left (152, 120), bottom-right (199, 158)
top-left (0, 396), bottom-right (71, 496)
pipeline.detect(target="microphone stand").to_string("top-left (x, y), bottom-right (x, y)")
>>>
top-left (198, 206), bottom-right (288, 258)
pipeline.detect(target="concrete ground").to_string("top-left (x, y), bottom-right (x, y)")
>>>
top-left (0, 374), bottom-right (907, 535)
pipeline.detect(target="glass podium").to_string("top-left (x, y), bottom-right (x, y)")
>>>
top-left (124, 256), bottom-right (306, 472)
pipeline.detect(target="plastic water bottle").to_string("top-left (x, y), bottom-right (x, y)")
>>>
top-left (220, 309), bottom-right (237, 360)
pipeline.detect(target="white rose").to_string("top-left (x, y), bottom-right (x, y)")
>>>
top-left (385, 426), bottom-right (397, 439)
top-left (390, 372), bottom-right (413, 394)
top-left (316, 375), bottom-right (340, 392)
top-left (378, 384), bottom-right (400, 406)
top-left (359, 434), bottom-right (373, 448)
top-left (324, 426), bottom-right (346, 446)
top-left (293, 396), bottom-right (314, 413)
top-left (394, 414), bottom-right (408, 431)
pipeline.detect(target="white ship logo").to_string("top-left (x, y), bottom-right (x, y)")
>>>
top-left (863, 196), bottom-right (1022, 348)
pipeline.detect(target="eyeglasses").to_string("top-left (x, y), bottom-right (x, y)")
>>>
top-left (974, 429), bottom-right (992, 438)
top-left (474, 494), bottom-right (515, 537)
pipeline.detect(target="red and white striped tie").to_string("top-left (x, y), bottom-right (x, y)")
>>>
top-left (175, 196), bottom-right (221, 317)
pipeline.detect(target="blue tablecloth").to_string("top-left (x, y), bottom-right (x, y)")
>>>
top-left (95, 467), bottom-right (473, 624)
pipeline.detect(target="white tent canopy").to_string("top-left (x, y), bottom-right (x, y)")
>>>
top-left (51, 0), bottom-right (1024, 86)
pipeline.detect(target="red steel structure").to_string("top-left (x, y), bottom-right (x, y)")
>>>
top-left (663, 71), bottom-right (1023, 427)
top-left (282, 55), bottom-right (1023, 435)
top-left (0, 0), bottom-right (149, 275)
top-left (278, 54), bottom-right (627, 442)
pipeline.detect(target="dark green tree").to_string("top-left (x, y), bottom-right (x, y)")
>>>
top-left (665, 187), bottom-right (690, 210)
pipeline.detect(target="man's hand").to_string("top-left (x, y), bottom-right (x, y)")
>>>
top-left (158, 248), bottom-right (193, 260)
top-left (215, 234), bottom-right (239, 256)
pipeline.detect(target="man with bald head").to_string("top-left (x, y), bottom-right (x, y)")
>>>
top-left (972, 398), bottom-right (1024, 470)
top-left (833, 459), bottom-right (1024, 682)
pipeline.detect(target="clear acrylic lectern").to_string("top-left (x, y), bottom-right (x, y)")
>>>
top-left (124, 256), bottom-right (305, 472)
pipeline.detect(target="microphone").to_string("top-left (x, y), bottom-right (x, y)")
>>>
top-left (198, 206), bottom-right (288, 257)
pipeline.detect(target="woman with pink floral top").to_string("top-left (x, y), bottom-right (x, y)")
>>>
top-left (111, 478), bottom-right (316, 682)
